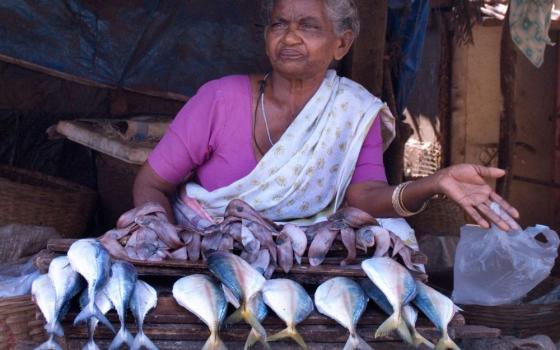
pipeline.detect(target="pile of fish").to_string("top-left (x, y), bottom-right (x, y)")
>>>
top-left (170, 251), bottom-right (462, 350)
top-left (99, 199), bottom-right (419, 277)
top-left (32, 243), bottom-right (461, 350)
top-left (31, 239), bottom-right (158, 350)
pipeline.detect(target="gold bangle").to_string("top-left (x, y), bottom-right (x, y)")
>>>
top-left (392, 181), bottom-right (427, 217)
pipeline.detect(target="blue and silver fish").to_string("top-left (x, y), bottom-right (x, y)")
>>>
top-left (361, 257), bottom-right (416, 339)
top-left (31, 274), bottom-right (63, 350)
top-left (414, 281), bottom-right (461, 350)
top-left (360, 279), bottom-right (433, 348)
top-left (130, 280), bottom-right (159, 350)
top-left (207, 251), bottom-right (267, 340)
top-left (104, 261), bottom-right (138, 350)
top-left (79, 289), bottom-right (114, 350)
top-left (67, 239), bottom-right (115, 332)
top-left (48, 256), bottom-right (84, 333)
top-left (314, 277), bottom-right (372, 350)
top-left (242, 292), bottom-right (269, 350)
top-left (173, 274), bottom-right (228, 350)
top-left (262, 279), bottom-right (313, 350)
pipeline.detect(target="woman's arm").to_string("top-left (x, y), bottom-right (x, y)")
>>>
top-left (133, 162), bottom-right (177, 222)
top-left (345, 164), bottom-right (520, 231)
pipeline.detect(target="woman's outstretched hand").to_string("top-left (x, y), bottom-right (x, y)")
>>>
top-left (435, 164), bottom-right (520, 231)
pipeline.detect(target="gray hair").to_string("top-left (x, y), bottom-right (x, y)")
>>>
top-left (263, 0), bottom-right (360, 38)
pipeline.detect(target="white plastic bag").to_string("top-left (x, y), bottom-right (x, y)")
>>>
top-left (453, 220), bottom-right (559, 306)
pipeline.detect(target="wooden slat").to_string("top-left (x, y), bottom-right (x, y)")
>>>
top-left (60, 339), bottom-right (422, 350)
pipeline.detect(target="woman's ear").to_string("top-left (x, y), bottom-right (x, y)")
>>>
top-left (334, 30), bottom-right (355, 61)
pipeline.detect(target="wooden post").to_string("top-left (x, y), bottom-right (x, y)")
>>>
top-left (350, 0), bottom-right (388, 97)
top-left (438, 12), bottom-right (453, 168)
top-left (496, 11), bottom-right (517, 198)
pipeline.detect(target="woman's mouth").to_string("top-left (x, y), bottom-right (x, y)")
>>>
top-left (278, 48), bottom-right (305, 61)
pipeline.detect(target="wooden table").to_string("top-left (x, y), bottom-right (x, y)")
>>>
top-left (30, 239), bottom-right (501, 349)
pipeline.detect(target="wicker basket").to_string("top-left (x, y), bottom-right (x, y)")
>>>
top-left (0, 295), bottom-right (46, 349)
top-left (0, 165), bottom-right (96, 237)
top-left (407, 197), bottom-right (467, 237)
top-left (461, 277), bottom-right (560, 342)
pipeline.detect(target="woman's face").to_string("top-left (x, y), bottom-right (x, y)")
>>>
top-left (265, 0), bottom-right (351, 80)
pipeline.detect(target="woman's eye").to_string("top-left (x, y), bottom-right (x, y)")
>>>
top-left (271, 22), bottom-right (287, 29)
top-left (300, 23), bottom-right (320, 31)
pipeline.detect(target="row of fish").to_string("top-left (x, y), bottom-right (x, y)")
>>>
top-left (171, 251), bottom-right (461, 350)
top-left (31, 239), bottom-right (158, 350)
top-left (100, 199), bottom-right (419, 278)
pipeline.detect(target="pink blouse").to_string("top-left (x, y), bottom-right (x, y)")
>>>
top-left (148, 75), bottom-right (387, 191)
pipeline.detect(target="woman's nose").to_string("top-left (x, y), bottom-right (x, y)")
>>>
top-left (282, 24), bottom-right (303, 45)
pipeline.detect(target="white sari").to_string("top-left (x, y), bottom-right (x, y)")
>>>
top-left (183, 70), bottom-right (395, 225)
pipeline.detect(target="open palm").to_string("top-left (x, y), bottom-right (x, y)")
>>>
top-left (436, 164), bottom-right (520, 231)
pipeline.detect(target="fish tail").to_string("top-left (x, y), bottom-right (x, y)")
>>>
top-left (108, 325), bottom-right (134, 350)
top-left (412, 329), bottom-right (435, 349)
top-left (342, 333), bottom-right (374, 350)
top-left (435, 333), bottom-right (461, 350)
top-left (81, 339), bottom-right (101, 350)
top-left (74, 302), bottom-right (116, 333)
top-left (267, 326), bottom-right (309, 350)
top-left (375, 310), bottom-right (402, 338)
top-left (45, 321), bottom-right (64, 337)
top-left (33, 335), bottom-right (63, 350)
top-left (241, 306), bottom-right (268, 342)
top-left (224, 308), bottom-right (243, 326)
top-left (202, 331), bottom-right (228, 350)
top-left (243, 329), bottom-right (263, 350)
top-left (131, 330), bottom-right (159, 350)
top-left (396, 317), bottom-right (414, 345)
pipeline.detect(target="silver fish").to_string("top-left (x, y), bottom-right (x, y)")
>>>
top-left (241, 292), bottom-right (269, 350)
top-left (48, 256), bottom-right (84, 331)
top-left (173, 274), bottom-right (228, 350)
top-left (130, 280), bottom-right (159, 350)
top-left (67, 239), bottom-right (115, 332)
top-left (314, 277), bottom-right (372, 350)
top-left (207, 251), bottom-right (267, 340)
top-left (79, 289), bottom-right (114, 350)
top-left (360, 279), bottom-right (433, 348)
top-left (31, 274), bottom-right (63, 350)
top-left (413, 281), bottom-right (461, 350)
top-left (361, 257), bottom-right (416, 339)
top-left (262, 279), bottom-right (313, 349)
top-left (104, 261), bottom-right (138, 350)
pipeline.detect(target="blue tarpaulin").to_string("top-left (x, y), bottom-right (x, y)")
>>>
top-left (0, 0), bottom-right (270, 98)
top-left (387, 0), bottom-right (431, 115)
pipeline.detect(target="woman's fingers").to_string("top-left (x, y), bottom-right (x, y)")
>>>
top-left (462, 202), bottom-right (490, 229)
top-left (490, 191), bottom-right (520, 218)
top-left (475, 165), bottom-right (506, 179)
top-left (476, 202), bottom-right (510, 231)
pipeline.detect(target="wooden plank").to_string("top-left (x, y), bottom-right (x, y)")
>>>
top-left (351, 0), bottom-right (387, 97)
top-left (44, 239), bottom-right (428, 281)
top-left (60, 339), bottom-right (420, 350)
top-left (496, 10), bottom-right (517, 198)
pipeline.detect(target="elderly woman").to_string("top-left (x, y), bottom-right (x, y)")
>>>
top-left (133, 0), bottom-right (519, 233)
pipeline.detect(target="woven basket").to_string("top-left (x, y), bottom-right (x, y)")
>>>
top-left (407, 197), bottom-right (466, 237)
top-left (461, 277), bottom-right (560, 342)
top-left (0, 165), bottom-right (96, 237)
top-left (0, 295), bottom-right (46, 349)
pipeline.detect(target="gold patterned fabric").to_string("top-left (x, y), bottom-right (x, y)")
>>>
top-left (182, 70), bottom-right (395, 224)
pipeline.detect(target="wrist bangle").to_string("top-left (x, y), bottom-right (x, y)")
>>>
top-left (391, 181), bottom-right (427, 217)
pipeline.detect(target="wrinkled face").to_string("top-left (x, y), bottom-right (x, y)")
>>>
top-left (265, 0), bottom-right (349, 80)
